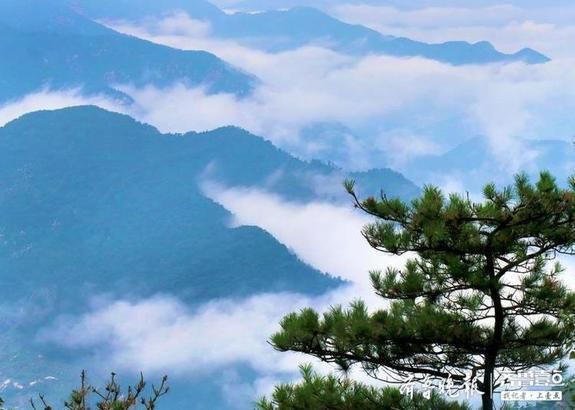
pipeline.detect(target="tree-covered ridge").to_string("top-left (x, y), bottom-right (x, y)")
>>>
top-left (69, 0), bottom-right (549, 65)
top-left (257, 364), bottom-right (471, 410)
top-left (1, 372), bottom-right (169, 410)
top-left (0, 106), bottom-right (420, 406)
top-left (0, 0), bottom-right (255, 103)
top-left (0, 106), bottom-right (341, 304)
top-left (266, 172), bottom-right (575, 410)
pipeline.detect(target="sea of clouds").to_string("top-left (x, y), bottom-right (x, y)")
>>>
top-left (2, 5), bottom-right (575, 180)
top-left (3, 2), bottom-right (575, 405)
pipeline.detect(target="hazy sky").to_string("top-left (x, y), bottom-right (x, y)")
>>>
top-left (212, 0), bottom-right (572, 8)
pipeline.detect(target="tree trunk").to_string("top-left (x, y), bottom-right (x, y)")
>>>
top-left (482, 361), bottom-right (495, 410)
top-left (483, 253), bottom-right (503, 410)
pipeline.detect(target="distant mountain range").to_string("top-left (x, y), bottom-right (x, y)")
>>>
top-left (73, 0), bottom-right (550, 65)
top-left (0, 0), bottom-right (549, 107)
top-left (404, 136), bottom-right (575, 193)
top-left (0, 0), bottom-right (255, 103)
top-left (70, 0), bottom-right (225, 22)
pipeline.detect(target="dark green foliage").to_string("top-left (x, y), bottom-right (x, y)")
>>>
top-left (256, 365), bottom-right (471, 410)
top-left (30, 371), bottom-right (168, 410)
top-left (267, 172), bottom-right (575, 410)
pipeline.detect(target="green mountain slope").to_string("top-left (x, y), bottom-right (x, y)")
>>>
top-left (0, 1), bottom-right (255, 103)
top-left (0, 106), bottom-right (420, 409)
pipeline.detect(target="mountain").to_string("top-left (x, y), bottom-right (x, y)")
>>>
top-left (0, 0), bottom-right (546, 107)
top-left (404, 137), bottom-right (575, 193)
top-left (0, 106), bottom-right (419, 408)
top-left (217, 7), bottom-right (549, 64)
top-left (0, 104), bottom-right (419, 309)
top-left (0, 106), bottom-right (338, 405)
top-left (212, 7), bottom-right (548, 64)
top-left (69, 0), bottom-right (225, 21)
top-left (184, 126), bottom-right (421, 202)
top-left (0, 0), bottom-right (109, 35)
top-left (0, 106), bottom-right (342, 305)
top-left (0, 0), bottom-right (255, 103)
top-left (73, 0), bottom-right (549, 65)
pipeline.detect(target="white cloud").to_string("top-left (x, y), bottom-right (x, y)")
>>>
top-left (202, 182), bottom-right (407, 286)
top-left (0, 88), bottom-right (125, 127)
top-left (334, 4), bottom-right (520, 31)
top-left (4, 4), bottom-right (574, 406)
top-left (43, 287), bottom-right (395, 401)
top-left (558, 256), bottom-right (575, 292)
top-left (41, 184), bottom-right (575, 406)
top-left (45, 293), bottom-right (315, 375)
top-left (3, 11), bottom-right (575, 184)
top-left (41, 187), bottom-right (409, 399)
top-left (210, 0), bottom-right (575, 12)
top-left (379, 132), bottom-right (444, 169)
top-left (139, 12), bottom-right (212, 37)
top-left (101, 14), bottom-right (575, 175)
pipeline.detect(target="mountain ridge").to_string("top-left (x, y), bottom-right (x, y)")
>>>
top-left (0, 105), bottom-right (422, 408)
top-left (0, 1), bottom-right (256, 103)
top-left (4, 106), bottom-right (420, 202)
top-left (0, 105), bottom-right (344, 303)
top-left (73, 0), bottom-right (550, 65)
top-left (403, 136), bottom-right (575, 193)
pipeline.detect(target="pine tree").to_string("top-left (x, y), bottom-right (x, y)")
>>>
top-left (257, 364), bottom-right (471, 410)
top-left (29, 371), bottom-right (168, 410)
top-left (266, 172), bottom-right (575, 410)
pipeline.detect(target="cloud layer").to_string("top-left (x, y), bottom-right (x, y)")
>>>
top-left (2, 4), bottom-right (574, 184)
top-left (42, 187), bottom-right (409, 401)
top-left (4, 4), bottom-right (570, 407)
top-left (3, 10), bottom-right (573, 180)
top-left (0, 89), bottom-right (122, 128)
top-left (43, 184), bottom-right (575, 406)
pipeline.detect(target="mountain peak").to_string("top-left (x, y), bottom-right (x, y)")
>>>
top-left (513, 47), bottom-right (551, 64)
top-left (0, 0), bottom-right (112, 35)
top-left (0, 6), bottom-right (257, 103)
top-left (207, 5), bottom-right (550, 65)
top-left (71, 0), bottom-right (225, 21)
top-left (2, 105), bottom-right (160, 136)
top-left (473, 40), bottom-right (496, 50)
